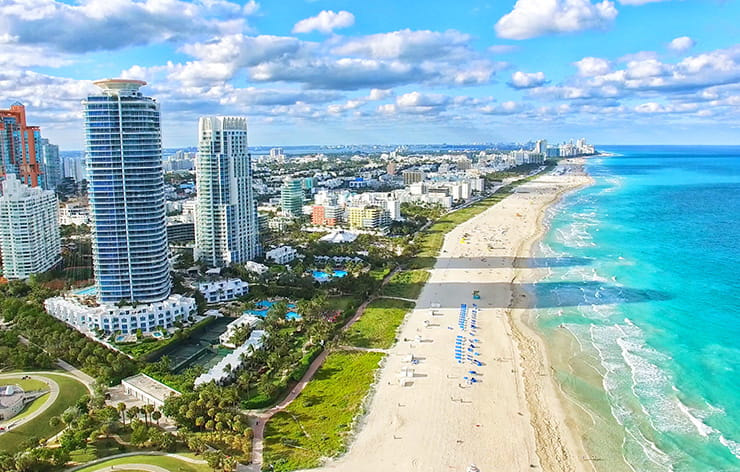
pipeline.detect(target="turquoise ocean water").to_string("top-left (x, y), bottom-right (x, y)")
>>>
top-left (534, 146), bottom-right (740, 472)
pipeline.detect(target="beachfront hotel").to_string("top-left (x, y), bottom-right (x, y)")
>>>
top-left (45, 79), bottom-right (195, 334)
top-left (194, 116), bottom-right (261, 266)
top-left (0, 174), bottom-right (61, 279)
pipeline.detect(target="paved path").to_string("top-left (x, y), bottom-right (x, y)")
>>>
top-left (0, 373), bottom-right (59, 434)
top-left (244, 267), bottom-right (401, 471)
top-left (93, 464), bottom-right (168, 472)
top-left (65, 451), bottom-right (207, 471)
top-left (377, 295), bottom-right (417, 303)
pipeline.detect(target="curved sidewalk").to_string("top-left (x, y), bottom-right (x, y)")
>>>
top-left (0, 373), bottom-right (59, 434)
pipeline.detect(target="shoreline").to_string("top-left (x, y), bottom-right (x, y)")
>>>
top-left (507, 159), bottom-right (597, 472)
top-left (305, 159), bottom-right (596, 472)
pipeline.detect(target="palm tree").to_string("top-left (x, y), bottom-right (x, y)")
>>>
top-left (143, 404), bottom-right (155, 427)
top-left (152, 410), bottom-right (162, 425)
top-left (117, 402), bottom-right (127, 426)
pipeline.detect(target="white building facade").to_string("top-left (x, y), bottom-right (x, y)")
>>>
top-left (198, 278), bottom-right (249, 303)
top-left (265, 245), bottom-right (298, 264)
top-left (45, 293), bottom-right (196, 335)
top-left (195, 116), bottom-right (260, 266)
top-left (0, 174), bottom-right (61, 279)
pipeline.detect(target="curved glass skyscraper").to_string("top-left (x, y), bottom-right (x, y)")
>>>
top-left (83, 79), bottom-right (170, 304)
top-left (195, 116), bottom-right (260, 267)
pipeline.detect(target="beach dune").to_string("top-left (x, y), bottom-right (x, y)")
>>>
top-left (307, 159), bottom-right (592, 472)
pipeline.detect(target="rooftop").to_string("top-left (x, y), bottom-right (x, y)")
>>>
top-left (121, 373), bottom-right (179, 403)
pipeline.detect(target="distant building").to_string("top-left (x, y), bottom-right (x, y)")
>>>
top-left (40, 139), bottom-right (62, 190)
top-left (244, 260), bottom-right (269, 275)
top-left (59, 203), bottom-right (90, 226)
top-left (0, 103), bottom-right (43, 188)
top-left (0, 385), bottom-right (48, 421)
top-left (166, 223), bottom-right (195, 243)
top-left (386, 161), bottom-right (397, 175)
top-left (348, 205), bottom-right (386, 229)
top-left (0, 174), bottom-right (61, 279)
top-left (198, 278), bottom-right (249, 304)
top-left (265, 245), bottom-right (298, 264)
top-left (280, 177), bottom-right (304, 217)
top-left (311, 204), bottom-right (342, 226)
top-left (195, 116), bottom-right (260, 266)
top-left (402, 170), bottom-right (424, 185)
top-left (62, 156), bottom-right (85, 182)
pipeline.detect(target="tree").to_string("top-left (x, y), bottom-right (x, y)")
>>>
top-left (152, 410), bottom-right (162, 425)
top-left (143, 404), bottom-right (155, 427)
top-left (117, 402), bottom-right (127, 426)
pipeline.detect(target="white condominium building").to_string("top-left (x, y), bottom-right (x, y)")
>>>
top-left (0, 174), bottom-right (61, 279)
top-left (195, 116), bottom-right (260, 266)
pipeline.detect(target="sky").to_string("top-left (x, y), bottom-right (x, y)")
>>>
top-left (1, 0), bottom-right (739, 149)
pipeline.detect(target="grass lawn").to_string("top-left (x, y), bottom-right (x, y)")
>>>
top-left (380, 269), bottom-right (430, 300)
top-left (343, 299), bottom-right (415, 349)
top-left (72, 454), bottom-right (211, 472)
top-left (69, 437), bottom-right (148, 463)
top-left (0, 373), bottom-right (87, 453)
top-left (263, 351), bottom-right (384, 472)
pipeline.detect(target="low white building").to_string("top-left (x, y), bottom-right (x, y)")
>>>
top-left (219, 313), bottom-right (261, 347)
top-left (44, 293), bottom-right (196, 335)
top-left (244, 261), bottom-right (269, 275)
top-left (198, 278), bottom-right (249, 304)
top-left (121, 373), bottom-right (180, 408)
top-left (195, 330), bottom-right (266, 387)
top-left (319, 230), bottom-right (358, 244)
top-left (265, 246), bottom-right (298, 264)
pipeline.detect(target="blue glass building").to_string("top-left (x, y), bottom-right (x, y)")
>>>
top-left (83, 79), bottom-right (171, 304)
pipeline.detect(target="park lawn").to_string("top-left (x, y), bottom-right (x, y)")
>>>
top-left (72, 454), bottom-right (211, 472)
top-left (262, 351), bottom-right (384, 472)
top-left (381, 269), bottom-right (430, 300)
top-left (0, 373), bottom-right (88, 453)
top-left (69, 437), bottom-right (148, 463)
top-left (343, 299), bottom-right (415, 349)
top-left (411, 164), bottom-right (554, 269)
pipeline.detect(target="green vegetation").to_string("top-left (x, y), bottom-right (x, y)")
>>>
top-left (73, 454), bottom-right (211, 472)
top-left (0, 373), bottom-right (87, 453)
top-left (381, 269), bottom-right (430, 300)
top-left (343, 299), bottom-right (415, 349)
top-left (263, 351), bottom-right (384, 472)
top-left (0, 294), bottom-right (138, 384)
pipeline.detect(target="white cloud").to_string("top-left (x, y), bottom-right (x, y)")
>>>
top-left (618, 0), bottom-right (670, 4)
top-left (574, 57), bottom-right (611, 76)
top-left (668, 36), bottom-right (696, 53)
top-left (0, 0), bottom-right (256, 53)
top-left (292, 10), bottom-right (355, 34)
top-left (509, 71), bottom-right (547, 88)
top-left (495, 0), bottom-right (618, 40)
top-left (332, 29), bottom-right (471, 61)
top-left (488, 45), bottom-right (520, 54)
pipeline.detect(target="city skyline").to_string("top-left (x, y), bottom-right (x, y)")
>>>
top-left (1, 1), bottom-right (739, 149)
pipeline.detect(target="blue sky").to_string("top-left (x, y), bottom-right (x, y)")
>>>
top-left (1, 0), bottom-right (738, 149)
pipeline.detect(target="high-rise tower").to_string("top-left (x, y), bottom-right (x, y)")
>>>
top-left (0, 174), bottom-right (61, 279)
top-left (195, 116), bottom-right (260, 266)
top-left (280, 176), bottom-right (304, 217)
top-left (83, 79), bottom-right (170, 304)
top-left (0, 103), bottom-right (43, 188)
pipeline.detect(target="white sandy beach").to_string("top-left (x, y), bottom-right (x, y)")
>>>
top-left (308, 159), bottom-right (593, 472)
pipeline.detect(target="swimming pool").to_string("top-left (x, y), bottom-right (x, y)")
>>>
top-left (245, 300), bottom-right (302, 320)
top-left (312, 270), bottom-right (348, 281)
top-left (73, 286), bottom-right (97, 296)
